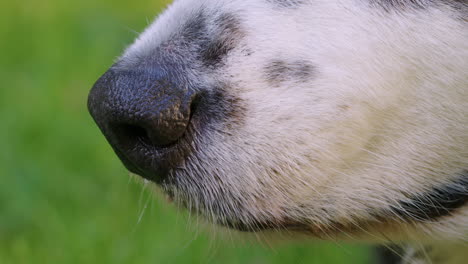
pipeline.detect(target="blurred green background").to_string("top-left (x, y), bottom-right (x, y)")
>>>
top-left (0, 0), bottom-right (372, 263)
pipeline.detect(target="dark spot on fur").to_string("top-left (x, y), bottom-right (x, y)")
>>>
top-left (179, 12), bottom-right (208, 43)
top-left (379, 170), bottom-right (468, 221)
top-left (173, 12), bottom-right (244, 68)
top-left (369, 0), bottom-right (431, 11)
top-left (215, 13), bottom-right (243, 36)
top-left (267, 0), bottom-right (306, 8)
top-left (265, 60), bottom-right (315, 86)
top-left (201, 39), bottom-right (232, 66)
top-left (136, 11), bottom-right (247, 71)
top-left (205, 84), bottom-right (246, 126)
top-left (369, 0), bottom-right (468, 14)
top-left (200, 13), bottom-right (244, 68)
top-left (449, 0), bottom-right (468, 20)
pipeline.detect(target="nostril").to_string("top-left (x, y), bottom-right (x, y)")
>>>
top-left (123, 124), bottom-right (147, 138)
top-left (117, 119), bottom-right (188, 149)
top-left (119, 124), bottom-right (152, 146)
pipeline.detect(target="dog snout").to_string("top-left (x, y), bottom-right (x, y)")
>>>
top-left (87, 67), bottom-right (198, 182)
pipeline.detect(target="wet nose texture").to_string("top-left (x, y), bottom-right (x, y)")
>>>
top-left (87, 68), bottom-right (198, 183)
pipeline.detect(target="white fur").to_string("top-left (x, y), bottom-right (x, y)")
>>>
top-left (121, 0), bottom-right (468, 263)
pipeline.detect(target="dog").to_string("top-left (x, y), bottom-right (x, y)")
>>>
top-left (88, 1), bottom-right (468, 263)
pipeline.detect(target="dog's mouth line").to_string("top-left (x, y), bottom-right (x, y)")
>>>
top-left (155, 171), bottom-right (468, 236)
top-left (375, 171), bottom-right (468, 222)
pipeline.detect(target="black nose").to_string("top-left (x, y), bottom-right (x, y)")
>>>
top-left (88, 67), bottom-right (198, 182)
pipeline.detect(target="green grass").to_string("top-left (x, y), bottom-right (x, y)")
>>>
top-left (0, 1), bottom-right (372, 263)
